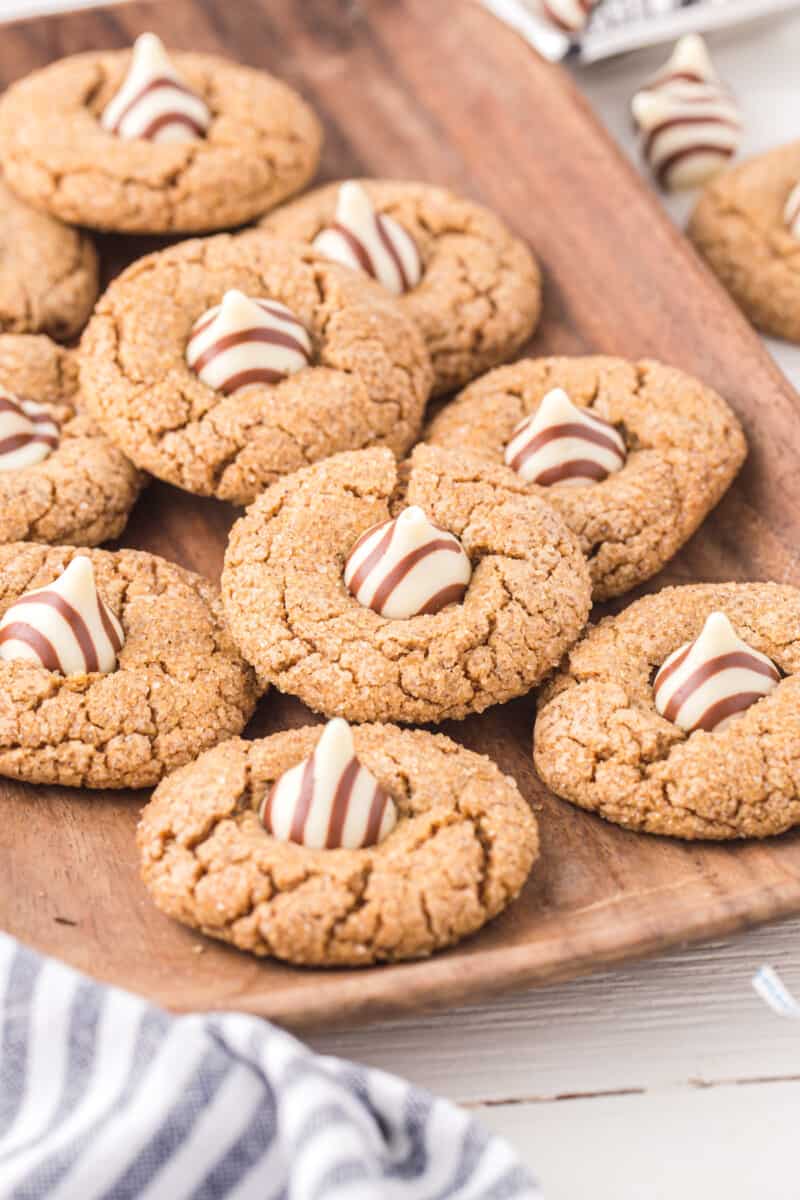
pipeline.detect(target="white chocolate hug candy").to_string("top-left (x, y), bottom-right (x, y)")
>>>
top-left (101, 32), bottom-right (211, 144)
top-left (261, 718), bottom-right (397, 850)
top-left (785, 182), bottom-right (800, 240)
top-left (186, 289), bottom-right (312, 395)
top-left (312, 181), bottom-right (422, 296)
top-left (631, 35), bottom-right (741, 191)
top-left (537, 0), bottom-right (597, 35)
top-left (0, 556), bottom-right (124, 676)
top-left (344, 505), bottom-right (472, 620)
top-left (653, 611), bottom-right (779, 734)
top-left (0, 389), bottom-right (59, 471)
top-left (504, 387), bottom-right (626, 488)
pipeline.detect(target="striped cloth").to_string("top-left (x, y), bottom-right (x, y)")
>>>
top-left (0, 933), bottom-right (541, 1199)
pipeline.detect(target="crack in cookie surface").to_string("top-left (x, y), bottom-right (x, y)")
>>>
top-left (426, 356), bottom-right (747, 600)
top-left (222, 444), bottom-right (592, 724)
top-left (137, 723), bottom-right (539, 966)
top-left (534, 582), bottom-right (800, 839)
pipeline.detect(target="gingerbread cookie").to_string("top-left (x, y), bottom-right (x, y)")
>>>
top-left (0, 542), bottom-right (258, 789)
top-left (262, 179), bottom-right (541, 395)
top-left (688, 142), bottom-right (800, 343)
top-left (426, 356), bottom-right (746, 600)
top-left (138, 719), bottom-right (539, 965)
top-left (0, 178), bottom-right (98, 340)
top-left (0, 34), bottom-right (322, 235)
top-left (222, 443), bottom-right (591, 724)
top-left (0, 335), bottom-right (143, 546)
top-left (534, 582), bottom-right (800, 840)
top-left (78, 230), bottom-right (432, 504)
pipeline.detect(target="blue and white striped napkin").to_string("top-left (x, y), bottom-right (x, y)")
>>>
top-left (0, 933), bottom-right (541, 1199)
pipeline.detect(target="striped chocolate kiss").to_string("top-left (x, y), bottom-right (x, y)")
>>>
top-left (101, 32), bottom-right (211, 144)
top-left (504, 387), bottom-right (626, 488)
top-left (186, 289), bottom-right (312, 395)
top-left (631, 34), bottom-right (741, 192)
top-left (261, 718), bottom-right (397, 851)
top-left (312, 181), bottom-right (422, 297)
top-left (0, 390), bottom-right (59, 471)
top-left (785, 182), bottom-right (800, 240)
top-left (653, 611), bottom-right (780, 734)
top-left (538, 0), bottom-right (597, 35)
top-left (0, 556), bottom-right (124, 676)
top-left (344, 505), bottom-right (472, 621)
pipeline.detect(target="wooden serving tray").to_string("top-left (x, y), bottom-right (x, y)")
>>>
top-left (3, 0), bottom-right (800, 1033)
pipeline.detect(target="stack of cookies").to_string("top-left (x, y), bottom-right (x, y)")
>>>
top-left (0, 31), bottom-right (791, 971)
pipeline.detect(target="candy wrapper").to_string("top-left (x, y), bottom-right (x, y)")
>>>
top-left (481, 0), bottom-right (800, 62)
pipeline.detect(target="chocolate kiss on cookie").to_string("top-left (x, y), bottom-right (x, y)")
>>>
top-left (312, 181), bottom-right (422, 296)
top-left (0, 556), bottom-right (123, 675)
top-left (504, 387), bottom-right (626, 487)
top-left (344, 504), bottom-right (472, 620)
top-left (631, 34), bottom-right (741, 191)
top-left (262, 718), bottom-right (397, 850)
top-left (784, 181), bottom-right (800, 240)
top-left (653, 610), bottom-right (779, 733)
top-left (0, 389), bottom-right (59, 471)
top-left (101, 32), bottom-right (211, 144)
top-left (187, 289), bottom-right (312, 395)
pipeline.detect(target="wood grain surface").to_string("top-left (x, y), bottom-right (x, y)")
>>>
top-left (2, 0), bottom-right (800, 1032)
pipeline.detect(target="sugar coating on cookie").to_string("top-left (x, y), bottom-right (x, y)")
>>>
top-left (138, 723), bottom-right (539, 965)
top-left (504, 387), bottom-right (626, 487)
top-left (653, 611), bottom-right (779, 733)
top-left (534, 582), bottom-right (800, 840)
top-left (186, 289), bottom-right (312, 394)
top-left (101, 33), bottom-right (211, 144)
top-left (344, 505), bottom-right (472, 620)
top-left (262, 718), bottom-right (397, 850)
top-left (0, 555), bottom-right (122, 675)
top-left (263, 180), bottom-right (541, 396)
top-left (632, 35), bottom-right (741, 191)
top-left (312, 181), bottom-right (422, 296)
top-left (0, 389), bottom-right (59, 471)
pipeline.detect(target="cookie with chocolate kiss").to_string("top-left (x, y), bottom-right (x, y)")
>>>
top-left (0, 543), bottom-right (258, 789)
top-left (426, 356), bottom-right (746, 600)
top-left (534, 582), bottom-right (800, 839)
top-left (222, 443), bottom-right (591, 725)
top-left (138, 722), bottom-right (539, 966)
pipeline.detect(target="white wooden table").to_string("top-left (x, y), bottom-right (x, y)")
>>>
top-left (3, 2), bottom-right (800, 1194)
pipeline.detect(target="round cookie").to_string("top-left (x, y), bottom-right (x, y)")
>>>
top-left (0, 178), bottom-right (98, 340)
top-left (688, 142), bottom-right (800, 342)
top-left (0, 542), bottom-right (258, 789)
top-left (78, 231), bottom-right (433, 504)
top-left (0, 48), bottom-right (321, 234)
top-left (222, 443), bottom-right (592, 724)
top-left (534, 582), bottom-right (800, 840)
top-left (426, 356), bottom-right (747, 601)
top-left (262, 179), bottom-right (542, 395)
top-left (0, 335), bottom-right (143, 546)
top-left (137, 723), bottom-right (539, 965)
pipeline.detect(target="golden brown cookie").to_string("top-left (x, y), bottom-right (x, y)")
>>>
top-left (534, 582), bottom-right (800, 840)
top-left (688, 142), bottom-right (800, 342)
top-left (137, 722), bottom-right (539, 965)
top-left (262, 179), bottom-right (542, 395)
top-left (426, 357), bottom-right (747, 600)
top-left (0, 335), bottom-right (143, 546)
top-left (0, 48), bottom-right (321, 235)
top-left (0, 542), bottom-right (258, 789)
top-left (0, 178), bottom-right (98, 340)
top-left (222, 444), bottom-right (592, 724)
top-left (78, 231), bottom-right (433, 504)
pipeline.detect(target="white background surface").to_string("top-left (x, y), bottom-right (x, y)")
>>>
top-left (2, 1), bottom-right (800, 1196)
